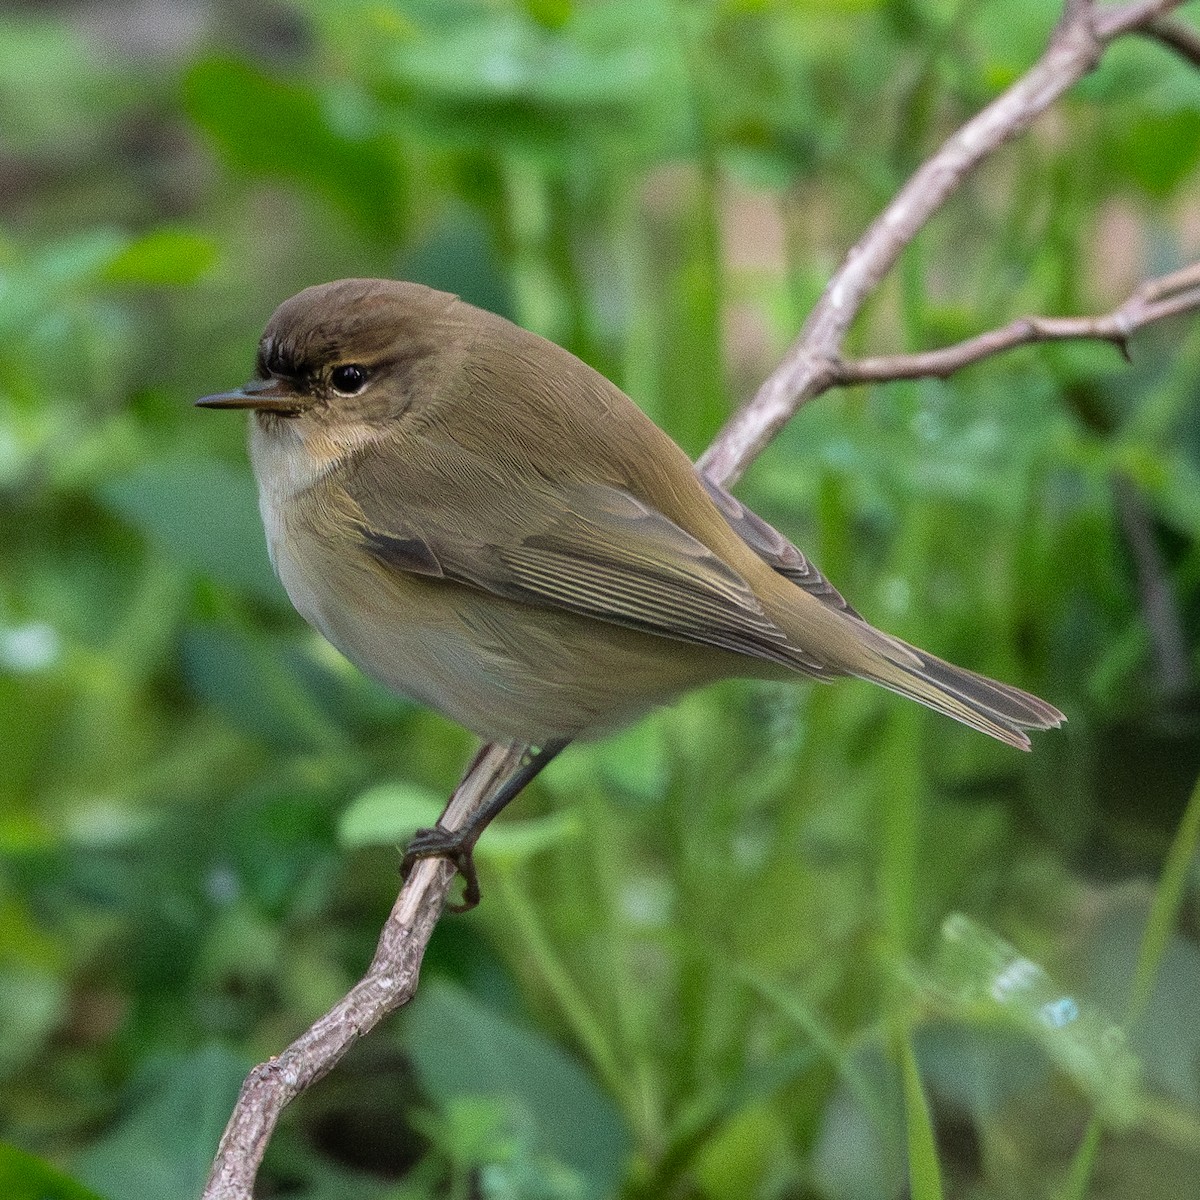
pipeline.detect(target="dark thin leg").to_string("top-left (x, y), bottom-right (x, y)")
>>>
top-left (400, 739), bottom-right (568, 912)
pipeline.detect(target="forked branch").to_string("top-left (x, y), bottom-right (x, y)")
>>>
top-left (698, 0), bottom-right (1196, 483)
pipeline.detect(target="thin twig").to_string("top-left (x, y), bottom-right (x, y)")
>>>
top-left (1139, 14), bottom-right (1200, 66)
top-left (202, 1), bottom-right (1197, 1195)
top-left (831, 261), bottom-right (1200, 383)
top-left (1112, 475), bottom-right (1193, 699)
top-left (1094, 0), bottom-right (1196, 41)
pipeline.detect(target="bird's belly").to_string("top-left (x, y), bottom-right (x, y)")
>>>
top-left (270, 526), bottom-right (733, 744)
top-left (270, 535), bottom-right (476, 721)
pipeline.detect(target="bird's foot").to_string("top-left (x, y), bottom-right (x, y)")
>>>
top-left (400, 824), bottom-right (481, 912)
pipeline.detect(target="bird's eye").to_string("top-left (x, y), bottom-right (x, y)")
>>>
top-left (331, 364), bottom-right (368, 395)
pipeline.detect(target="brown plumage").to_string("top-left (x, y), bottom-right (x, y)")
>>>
top-left (199, 278), bottom-right (1063, 754)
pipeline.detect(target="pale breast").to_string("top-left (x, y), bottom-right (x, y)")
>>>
top-left (249, 415), bottom-right (336, 634)
top-left (247, 412), bottom-right (509, 729)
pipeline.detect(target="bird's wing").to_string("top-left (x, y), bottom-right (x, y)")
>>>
top-left (340, 439), bottom-right (817, 669)
top-left (698, 475), bottom-right (860, 618)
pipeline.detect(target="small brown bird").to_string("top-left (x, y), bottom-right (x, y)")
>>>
top-left (199, 279), bottom-right (1063, 906)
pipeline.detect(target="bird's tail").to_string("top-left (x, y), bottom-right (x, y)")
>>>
top-left (841, 629), bottom-right (1065, 750)
top-left (708, 474), bottom-right (1064, 749)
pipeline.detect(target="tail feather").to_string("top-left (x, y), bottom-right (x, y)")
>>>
top-left (847, 635), bottom-right (1065, 751)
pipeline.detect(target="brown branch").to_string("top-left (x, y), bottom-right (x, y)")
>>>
top-left (1138, 14), bottom-right (1200, 66)
top-left (202, 2), bottom-right (1198, 1196)
top-left (1095, 0), bottom-right (1198, 41)
top-left (698, 0), bottom-right (1193, 486)
top-left (830, 261), bottom-right (1200, 384)
top-left (1112, 475), bottom-right (1193, 699)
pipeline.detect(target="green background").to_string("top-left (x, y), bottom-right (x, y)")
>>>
top-left (1, 1), bottom-right (1199, 1197)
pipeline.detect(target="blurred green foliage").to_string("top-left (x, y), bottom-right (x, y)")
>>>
top-left (2, 1), bottom-right (1199, 1197)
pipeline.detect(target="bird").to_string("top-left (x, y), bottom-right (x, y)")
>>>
top-left (198, 278), bottom-right (1064, 907)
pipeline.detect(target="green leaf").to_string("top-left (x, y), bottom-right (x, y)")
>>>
top-left (523, 0), bottom-right (574, 30)
top-left (102, 228), bottom-right (217, 286)
top-left (100, 456), bottom-right (280, 603)
top-left (338, 782), bottom-right (445, 849)
top-left (374, 0), bottom-right (687, 162)
top-left (180, 626), bottom-right (348, 751)
top-left (0, 968), bottom-right (68, 1078)
top-left (1101, 108), bottom-right (1200, 198)
top-left (406, 981), bottom-right (630, 1200)
top-left (339, 782), bottom-right (581, 861)
top-left (0, 233), bottom-right (126, 338)
top-left (0, 1145), bottom-right (107, 1200)
top-left (477, 810), bottom-right (582, 863)
top-left (183, 57), bottom-right (405, 239)
top-left (76, 1044), bottom-right (250, 1200)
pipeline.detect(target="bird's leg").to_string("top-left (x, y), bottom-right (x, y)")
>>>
top-left (400, 739), bottom-right (568, 912)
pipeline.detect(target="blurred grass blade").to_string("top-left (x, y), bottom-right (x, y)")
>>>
top-left (898, 1032), bottom-right (944, 1200)
top-left (494, 873), bottom-right (630, 1120)
top-left (1059, 768), bottom-right (1200, 1199)
top-left (1056, 1118), bottom-right (1103, 1200)
top-left (740, 968), bottom-right (890, 1136)
top-left (1129, 770), bottom-right (1200, 1025)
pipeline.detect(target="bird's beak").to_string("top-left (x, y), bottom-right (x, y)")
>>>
top-left (195, 378), bottom-right (305, 413)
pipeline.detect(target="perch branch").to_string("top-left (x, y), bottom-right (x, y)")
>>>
top-left (201, 743), bottom-right (525, 1200)
top-left (203, 1), bottom-right (1197, 1196)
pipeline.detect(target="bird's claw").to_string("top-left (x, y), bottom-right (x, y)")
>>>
top-left (400, 824), bottom-right (482, 912)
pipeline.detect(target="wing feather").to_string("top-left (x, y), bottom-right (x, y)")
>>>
top-left (342, 443), bottom-right (809, 669)
top-left (699, 475), bottom-right (859, 617)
